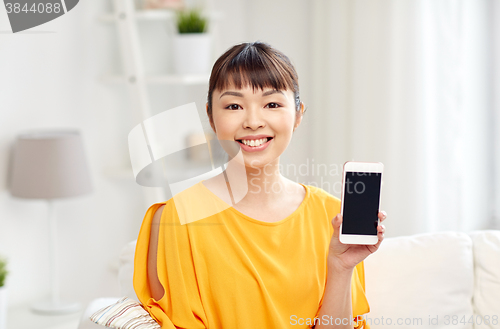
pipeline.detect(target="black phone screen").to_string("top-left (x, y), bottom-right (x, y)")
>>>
top-left (342, 171), bottom-right (381, 235)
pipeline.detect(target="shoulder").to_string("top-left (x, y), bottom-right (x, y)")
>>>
top-left (152, 204), bottom-right (166, 224)
top-left (146, 181), bottom-right (229, 225)
top-left (305, 184), bottom-right (340, 208)
top-left (282, 178), bottom-right (339, 207)
top-left (146, 181), bottom-right (205, 218)
top-left (302, 184), bottom-right (341, 221)
top-left (142, 199), bottom-right (178, 229)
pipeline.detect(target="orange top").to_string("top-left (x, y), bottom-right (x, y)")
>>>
top-left (133, 181), bottom-right (370, 328)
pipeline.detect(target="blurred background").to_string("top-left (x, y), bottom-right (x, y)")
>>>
top-left (0, 0), bottom-right (499, 315)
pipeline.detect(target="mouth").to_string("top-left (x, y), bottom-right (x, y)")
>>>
top-left (236, 137), bottom-right (273, 147)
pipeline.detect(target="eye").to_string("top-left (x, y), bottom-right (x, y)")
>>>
top-left (225, 104), bottom-right (242, 110)
top-left (265, 102), bottom-right (281, 109)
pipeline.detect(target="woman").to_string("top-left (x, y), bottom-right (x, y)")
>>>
top-left (133, 41), bottom-right (386, 329)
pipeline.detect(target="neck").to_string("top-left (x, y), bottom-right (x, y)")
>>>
top-left (224, 158), bottom-right (291, 206)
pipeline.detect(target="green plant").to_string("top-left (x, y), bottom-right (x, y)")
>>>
top-left (0, 256), bottom-right (7, 287)
top-left (176, 9), bottom-right (207, 34)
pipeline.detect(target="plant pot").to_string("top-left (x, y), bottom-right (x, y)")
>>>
top-left (0, 286), bottom-right (6, 329)
top-left (172, 33), bottom-right (211, 75)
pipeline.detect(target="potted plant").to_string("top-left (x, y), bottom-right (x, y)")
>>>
top-left (172, 8), bottom-right (211, 75)
top-left (0, 256), bottom-right (8, 329)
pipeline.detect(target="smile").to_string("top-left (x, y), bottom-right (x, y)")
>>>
top-left (236, 137), bottom-right (273, 152)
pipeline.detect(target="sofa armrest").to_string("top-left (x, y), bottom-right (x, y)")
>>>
top-left (469, 230), bottom-right (500, 329)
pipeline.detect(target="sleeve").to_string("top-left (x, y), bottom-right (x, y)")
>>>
top-left (133, 201), bottom-right (208, 329)
top-left (351, 261), bottom-right (370, 329)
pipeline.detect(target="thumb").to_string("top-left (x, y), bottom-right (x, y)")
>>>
top-left (331, 214), bottom-right (343, 240)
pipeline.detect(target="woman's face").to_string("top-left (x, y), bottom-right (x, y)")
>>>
top-left (208, 83), bottom-right (302, 168)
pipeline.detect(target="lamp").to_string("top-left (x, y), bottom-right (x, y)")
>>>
top-left (9, 129), bottom-right (92, 315)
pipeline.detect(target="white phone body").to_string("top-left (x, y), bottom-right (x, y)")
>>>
top-left (339, 161), bottom-right (384, 245)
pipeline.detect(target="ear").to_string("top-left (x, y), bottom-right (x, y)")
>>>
top-left (206, 103), bottom-right (216, 133)
top-left (293, 102), bottom-right (304, 132)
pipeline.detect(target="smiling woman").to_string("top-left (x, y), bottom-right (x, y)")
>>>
top-left (206, 42), bottom-right (304, 173)
top-left (133, 41), bottom-right (386, 329)
top-left (209, 85), bottom-right (296, 164)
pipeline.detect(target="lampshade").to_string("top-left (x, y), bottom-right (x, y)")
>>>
top-left (10, 130), bottom-right (93, 199)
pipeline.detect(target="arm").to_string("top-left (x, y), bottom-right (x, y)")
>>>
top-left (134, 202), bottom-right (208, 329)
top-left (148, 204), bottom-right (165, 301)
top-left (315, 211), bottom-right (387, 329)
top-left (314, 262), bottom-right (354, 329)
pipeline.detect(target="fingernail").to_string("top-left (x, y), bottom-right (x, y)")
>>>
top-left (381, 210), bottom-right (387, 218)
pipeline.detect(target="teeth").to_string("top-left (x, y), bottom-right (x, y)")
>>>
top-left (241, 138), bottom-right (268, 147)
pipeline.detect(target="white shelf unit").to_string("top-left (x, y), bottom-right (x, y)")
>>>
top-left (100, 0), bottom-right (220, 206)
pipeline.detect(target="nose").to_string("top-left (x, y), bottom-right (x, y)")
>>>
top-left (243, 107), bottom-right (265, 130)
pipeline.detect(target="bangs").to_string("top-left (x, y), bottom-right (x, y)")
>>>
top-left (210, 44), bottom-right (298, 94)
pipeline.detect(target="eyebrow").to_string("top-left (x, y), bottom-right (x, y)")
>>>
top-left (262, 90), bottom-right (284, 97)
top-left (219, 89), bottom-right (285, 99)
top-left (219, 91), bottom-right (243, 99)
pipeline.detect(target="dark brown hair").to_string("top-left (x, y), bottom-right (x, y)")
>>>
top-left (207, 42), bottom-right (303, 125)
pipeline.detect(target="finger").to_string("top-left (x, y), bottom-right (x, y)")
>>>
top-left (378, 210), bottom-right (387, 223)
top-left (368, 229), bottom-right (384, 253)
top-left (331, 214), bottom-right (342, 240)
top-left (375, 224), bottom-right (385, 239)
top-left (375, 226), bottom-right (385, 245)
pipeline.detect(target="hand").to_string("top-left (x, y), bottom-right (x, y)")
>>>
top-left (328, 211), bottom-right (387, 272)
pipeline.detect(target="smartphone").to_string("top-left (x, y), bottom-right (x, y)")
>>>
top-left (339, 161), bottom-right (384, 245)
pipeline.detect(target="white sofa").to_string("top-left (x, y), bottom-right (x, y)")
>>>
top-left (78, 230), bottom-right (500, 329)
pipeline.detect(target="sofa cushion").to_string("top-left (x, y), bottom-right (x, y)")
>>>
top-left (90, 296), bottom-right (160, 329)
top-left (78, 297), bottom-right (121, 329)
top-left (363, 231), bottom-right (474, 329)
top-left (469, 230), bottom-right (500, 329)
